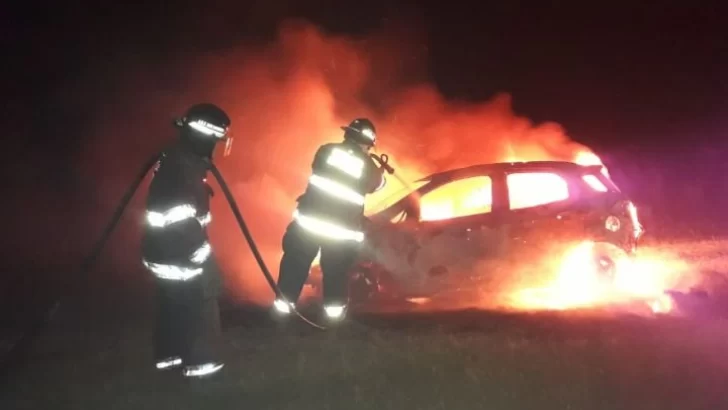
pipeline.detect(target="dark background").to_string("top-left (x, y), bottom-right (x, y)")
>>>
top-left (2, 2), bottom-right (727, 308)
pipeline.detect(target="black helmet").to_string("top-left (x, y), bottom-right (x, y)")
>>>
top-left (176, 103), bottom-right (231, 140)
top-left (175, 103), bottom-right (234, 157)
top-left (341, 118), bottom-right (376, 146)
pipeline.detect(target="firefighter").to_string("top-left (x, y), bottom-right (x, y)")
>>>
top-left (141, 103), bottom-right (233, 378)
top-left (273, 118), bottom-right (386, 322)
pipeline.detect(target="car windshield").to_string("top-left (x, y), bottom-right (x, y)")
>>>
top-left (365, 178), bottom-right (430, 216)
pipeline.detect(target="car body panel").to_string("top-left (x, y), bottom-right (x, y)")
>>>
top-left (308, 161), bottom-right (644, 306)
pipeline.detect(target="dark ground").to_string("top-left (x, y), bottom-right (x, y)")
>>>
top-left (2, 300), bottom-right (728, 410)
top-left (2, 220), bottom-right (728, 409)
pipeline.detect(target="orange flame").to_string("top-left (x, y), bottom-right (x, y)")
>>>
top-left (504, 239), bottom-right (692, 313)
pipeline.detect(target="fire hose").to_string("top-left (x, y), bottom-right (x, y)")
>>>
top-left (0, 148), bottom-right (402, 380)
top-left (206, 161), bottom-right (327, 330)
top-left (208, 152), bottom-right (397, 329)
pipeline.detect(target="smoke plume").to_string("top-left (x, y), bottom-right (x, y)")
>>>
top-left (76, 19), bottom-right (599, 305)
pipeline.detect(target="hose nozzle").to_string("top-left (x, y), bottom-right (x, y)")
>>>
top-left (370, 153), bottom-right (395, 174)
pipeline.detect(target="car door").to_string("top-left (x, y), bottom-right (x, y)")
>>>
top-left (398, 174), bottom-right (509, 291)
top-left (501, 170), bottom-right (587, 259)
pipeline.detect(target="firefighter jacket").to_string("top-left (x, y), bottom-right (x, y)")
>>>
top-left (294, 141), bottom-right (386, 242)
top-left (141, 143), bottom-right (214, 281)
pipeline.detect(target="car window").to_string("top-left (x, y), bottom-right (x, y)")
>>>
top-left (365, 179), bottom-right (429, 216)
top-left (419, 176), bottom-right (493, 221)
top-left (507, 172), bottom-right (569, 210)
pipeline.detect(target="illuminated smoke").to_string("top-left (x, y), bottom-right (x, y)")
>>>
top-left (77, 20), bottom-right (602, 305)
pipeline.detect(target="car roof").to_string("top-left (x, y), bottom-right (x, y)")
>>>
top-left (415, 161), bottom-right (603, 182)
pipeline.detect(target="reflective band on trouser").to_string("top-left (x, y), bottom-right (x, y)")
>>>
top-left (292, 210), bottom-right (364, 242)
top-left (190, 241), bottom-right (212, 264)
top-left (324, 305), bottom-right (346, 319)
top-left (156, 357), bottom-right (182, 369)
top-left (326, 148), bottom-right (365, 179)
top-left (184, 363), bottom-right (225, 377)
top-left (273, 299), bottom-right (293, 314)
top-left (146, 204), bottom-right (197, 228)
top-left (197, 212), bottom-right (212, 227)
top-left (309, 174), bottom-right (365, 205)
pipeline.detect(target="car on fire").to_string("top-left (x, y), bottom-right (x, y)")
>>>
top-left (309, 161), bottom-right (645, 309)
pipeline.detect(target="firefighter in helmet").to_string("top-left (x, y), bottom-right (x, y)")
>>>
top-left (141, 103), bottom-right (233, 378)
top-left (273, 118), bottom-right (386, 322)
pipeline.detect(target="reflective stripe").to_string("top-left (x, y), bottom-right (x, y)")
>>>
top-left (197, 212), bottom-right (212, 227)
top-left (190, 241), bottom-right (211, 264)
top-left (188, 119), bottom-right (226, 138)
top-left (184, 363), bottom-right (224, 377)
top-left (273, 299), bottom-right (293, 314)
top-left (156, 357), bottom-right (182, 369)
top-left (146, 205), bottom-right (210, 228)
top-left (143, 260), bottom-right (203, 281)
top-left (326, 148), bottom-right (364, 179)
top-left (146, 204), bottom-right (197, 228)
top-left (293, 210), bottom-right (364, 242)
top-left (374, 174), bottom-right (386, 192)
top-left (309, 174), bottom-right (365, 205)
top-left (324, 305), bottom-right (346, 319)
top-left (360, 128), bottom-right (375, 141)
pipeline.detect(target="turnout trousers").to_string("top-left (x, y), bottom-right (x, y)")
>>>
top-left (153, 262), bottom-right (223, 368)
top-left (276, 220), bottom-right (360, 306)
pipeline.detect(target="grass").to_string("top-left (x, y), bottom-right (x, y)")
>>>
top-left (3, 235), bottom-right (728, 410)
top-left (3, 305), bottom-right (728, 410)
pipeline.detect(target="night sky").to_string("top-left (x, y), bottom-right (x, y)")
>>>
top-left (3, 2), bottom-right (728, 291)
top-left (9, 2), bottom-right (727, 149)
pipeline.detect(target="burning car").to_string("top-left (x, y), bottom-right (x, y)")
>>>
top-left (309, 160), bottom-right (645, 310)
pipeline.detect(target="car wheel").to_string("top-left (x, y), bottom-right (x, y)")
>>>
top-left (591, 241), bottom-right (629, 284)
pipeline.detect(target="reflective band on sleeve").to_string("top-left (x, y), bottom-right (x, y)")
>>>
top-left (188, 120), bottom-right (226, 138)
top-left (197, 212), bottom-right (212, 227)
top-left (293, 210), bottom-right (364, 242)
top-left (326, 148), bottom-right (364, 179)
top-left (146, 204), bottom-right (197, 228)
top-left (309, 174), bottom-right (365, 205)
top-left (190, 242), bottom-right (212, 264)
top-left (143, 260), bottom-right (204, 281)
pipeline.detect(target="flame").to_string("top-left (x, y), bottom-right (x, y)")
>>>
top-left (506, 239), bottom-right (691, 313)
top-left (79, 20), bottom-right (664, 306)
